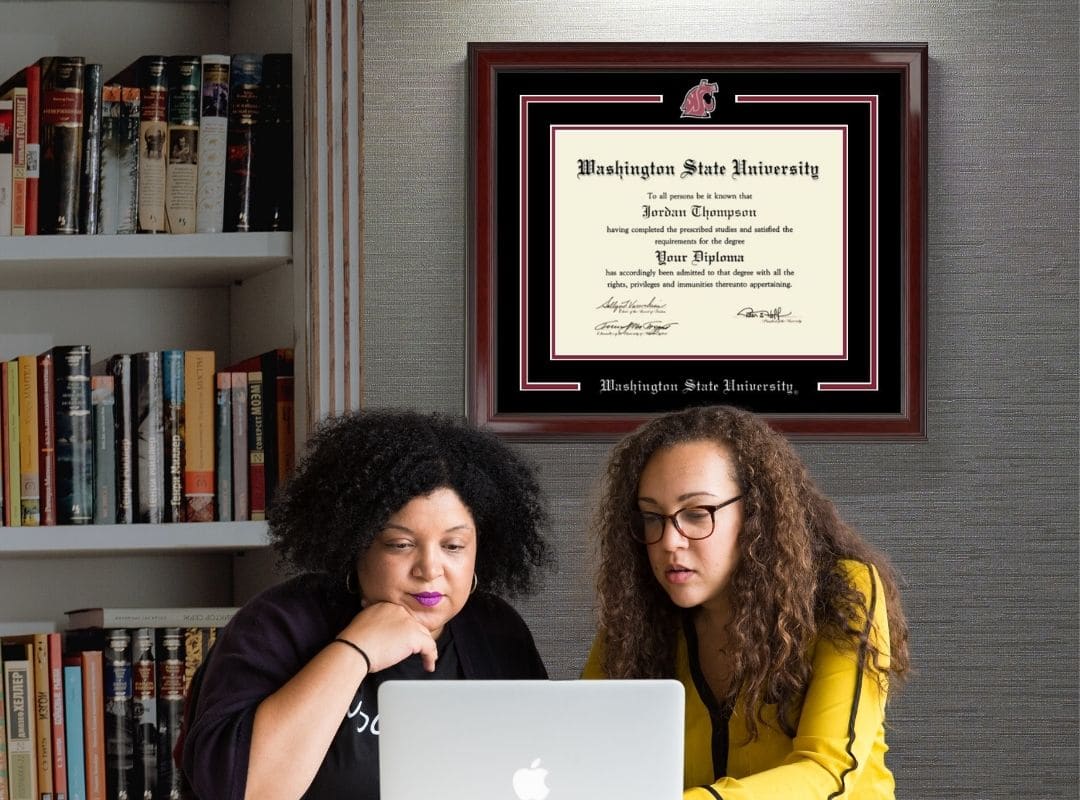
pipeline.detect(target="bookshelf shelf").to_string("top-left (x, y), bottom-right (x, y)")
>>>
top-left (0, 521), bottom-right (270, 557)
top-left (0, 233), bottom-right (293, 289)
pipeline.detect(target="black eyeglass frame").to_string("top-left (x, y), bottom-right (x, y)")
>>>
top-left (632, 494), bottom-right (744, 545)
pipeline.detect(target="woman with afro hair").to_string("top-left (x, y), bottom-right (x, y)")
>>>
top-left (182, 409), bottom-right (551, 800)
top-left (583, 405), bottom-right (910, 800)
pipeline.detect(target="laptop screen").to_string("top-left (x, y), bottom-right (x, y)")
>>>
top-left (378, 679), bottom-right (684, 800)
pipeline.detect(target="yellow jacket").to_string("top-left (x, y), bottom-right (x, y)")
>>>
top-left (583, 561), bottom-right (894, 800)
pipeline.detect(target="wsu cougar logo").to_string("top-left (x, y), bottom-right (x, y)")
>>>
top-left (680, 79), bottom-right (719, 119)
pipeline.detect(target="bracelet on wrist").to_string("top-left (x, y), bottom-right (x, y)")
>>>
top-left (332, 637), bottom-right (372, 674)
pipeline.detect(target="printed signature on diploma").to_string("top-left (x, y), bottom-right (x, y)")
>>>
top-left (594, 319), bottom-right (680, 336)
top-left (595, 296), bottom-right (669, 315)
top-left (736, 306), bottom-right (795, 322)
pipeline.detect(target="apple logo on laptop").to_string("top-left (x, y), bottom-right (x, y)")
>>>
top-left (512, 758), bottom-right (550, 800)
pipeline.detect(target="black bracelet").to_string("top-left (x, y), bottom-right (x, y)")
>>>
top-left (332, 638), bottom-right (372, 673)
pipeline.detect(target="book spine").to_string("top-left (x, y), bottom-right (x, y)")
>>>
top-left (1, 361), bottom-right (12, 527)
top-left (116, 88), bottom-right (140, 234)
top-left (91, 376), bottom-right (115, 525)
top-left (66, 609), bottom-right (238, 630)
top-left (154, 629), bottom-right (183, 800)
top-left (17, 355), bottom-right (39, 526)
top-left (62, 664), bottom-right (85, 800)
top-left (246, 371), bottom-right (266, 521)
top-left (10, 86), bottom-right (29, 236)
top-left (0, 643), bottom-right (7, 800)
top-left (46, 635), bottom-right (66, 800)
top-left (136, 57), bottom-right (168, 233)
top-left (230, 372), bottom-right (248, 520)
top-left (164, 57), bottom-right (200, 234)
top-left (181, 351), bottom-right (214, 523)
top-left (52, 345), bottom-right (93, 525)
top-left (78, 65), bottom-right (103, 235)
top-left (180, 630), bottom-right (212, 699)
top-left (0, 100), bottom-right (13, 236)
top-left (195, 55), bottom-right (230, 233)
top-left (3, 643), bottom-right (38, 800)
top-left (3, 361), bottom-right (20, 526)
top-left (97, 85), bottom-right (121, 235)
top-left (161, 351), bottom-right (185, 524)
top-left (214, 372), bottom-right (232, 521)
top-left (130, 630), bottom-right (156, 800)
top-left (107, 355), bottom-right (136, 524)
top-left (31, 635), bottom-right (54, 800)
top-left (223, 55), bottom-right (261, 232)
top-left (24, 63), bottom-right (40, 236)
top-left (102, 630), bottom-right (133, 800)
top-left (80, 652), bottom-right (104, 800)
top-left (38, 57), bottom-right (85, 235)
top-left (36, 353), bottom-right (56, 526)
top-left (134, 353), bottom-right (164, 523)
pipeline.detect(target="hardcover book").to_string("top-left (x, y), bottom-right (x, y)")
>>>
top-left (127, 56), bottom-right (168, 233)
top-left (62, 661), bottom-right (86, 800)
top-left (1, 360), bottom-right (18, 527)
top-left (154, 629), bottom-right (183, 800)
top-left (134, 352), bottom-right (164, 524)
top-left (52, 345), bottom-right (93, 525)
top-left (0, 73), bottom-right (29, 236)
top-left (104, 355), bottom-right (136, 524)
top-left (30, 634), bottom-right (54, 800)
top-left (214, 371), bottom-right (232, 521)
top-left (230, 372), bottom-right (248, 520)
top-left (255, 53), bottom-right (292, 231)
top-left (130, 629), bottom-right (157, 800)
top-left (0, 642), bottom-right (7, 800)
top-left (78, 64), bottom-right (103, 234)
top-left (162, 350), bottom-right (185, 523)
top-left (46, 633), bottom-right (67, 800)
top-left (38, 56), bottom-right (86, 235)
top-left (78, 651), bottom-right (105, 800)
top-left (16, 355), bottom-right (39, 526)
top-left (246, 370), bottom-right (266, 521)
top-left (25, 63), bottom-right (41, 236)
top-left (164, 56), bottom-right (200, 233)
top-left (90, 376), bottom-right (115, 525)
top-left (195, 55), bottom-right (230, 233)
top-left (117, 87), bottom-right (140, 234)
top-left (36, 351), bottom-right (57, 526)
top-left (64, 608), bottom-right (239, 629)
top-left (0, 99), bottom-right (12, 236)
top-left (102, 629), bottom-right (133, 800)
top-left (181, 351), bottom-right (214, 522)
top-left (97, 84), bottom-right (121, 235)
top-left (223, 55), bottom-right (261, 232)
top-left (2, 640), bottom-right (38, 800)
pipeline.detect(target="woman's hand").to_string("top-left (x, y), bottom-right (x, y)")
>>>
top-left (338, 601), bottom-right (439, 673)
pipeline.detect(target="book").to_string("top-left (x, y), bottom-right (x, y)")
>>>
top-left (78, 64), bottom-right (103, 235)
top-left (213, 372), bottom-right (232, 521)
top-left (52, 345), bottom-right (93, 525)
top-left (104, 355), bottom-right (136, 524)
top-left (1, 360), bottom-right (18, 527)
top-left (30, 634), bottom-right (54, 800)
top-left (230, 372), bottom-right (248, 520)
top-left (24, 63), bottom-right (40, 236)
top-left (90, 376), bottom-right (115, 525)
top-left (45, 634), bottom-right (67, 800)
top-left (195, 55), bottom-right (230, 233)
top-left (129, 629), bottom-right (156, 800)
top-left (16, 355), bottom-right (39, 526)
top-left (134, 352), bottom-right (164, 524)
top-left (180, 628), bottom-right (216, 698)
top-left (133, 57), bottom-right (168, 233)
top-left (229, 349), bottom-right (294, 508)
top-left (0, 99), bottom-right (12, 236)
top-left (161, 350), bottom-right (184, 524)
top-left (64, 608), bottom-right (238, 630)
top-left (2, 640), bottom-right (38, 800)
top-left (102, 629), bottom-right (133, 800)
top-left (97, 84), bottom-right (121, 235)
top-left (153, 629), bottom-right (182, 800)
top-left (223, 55), bottom-right (261, 232)
top-left (246, 370), bottom-right (266, 521)
top-left (36, 351), bottom-right (56, 526)
top-left (255, 53), bottom-right (292, 231)
top-left (62, 662), bottom-right (85, 800)
top-left (0, 73), bottom-right (29, 236)
top-left (38, 56), bottom-right (85, 235)
top-left (0, 641), bottom-right (7, 800)
top-left (78, 651), bottom-right (105, 800)
top-left (164, 56), bottom-right (200, 234)
top-left (117, 87), bottom-right (140, 234)
top-left (181, 351), bottom-right (214, 523)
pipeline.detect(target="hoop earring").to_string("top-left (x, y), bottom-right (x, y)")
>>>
top-left (470, 573), bottom-right (479, 594)
top-left (345, 570), bottom-right (358, 595)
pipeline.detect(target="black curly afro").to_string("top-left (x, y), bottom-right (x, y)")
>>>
top-left (268, 408), bottom-right (551, 598)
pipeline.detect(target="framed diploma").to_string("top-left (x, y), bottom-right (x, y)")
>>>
top-left (467, 42), bottom-right (927, 438)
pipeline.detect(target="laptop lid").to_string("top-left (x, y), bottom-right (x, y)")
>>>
top-left (378, 679), bottom-right (684, 800)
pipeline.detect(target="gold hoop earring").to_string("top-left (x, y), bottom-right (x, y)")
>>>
top-left (345, 570), bottom-right (358, 595)
top-left (470, 573), bottom-right (479, 594)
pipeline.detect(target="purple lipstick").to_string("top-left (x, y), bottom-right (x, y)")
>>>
top-left (413, 592), bottom-right (443, 607)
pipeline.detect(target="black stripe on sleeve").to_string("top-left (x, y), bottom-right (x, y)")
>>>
top-left (826, 562), bottom-right (878, 800)
top-left (699, 785), bottom-right (724, 799)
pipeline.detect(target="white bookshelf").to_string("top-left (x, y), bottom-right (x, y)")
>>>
top-left (0, 522), bottom-right (269, 558)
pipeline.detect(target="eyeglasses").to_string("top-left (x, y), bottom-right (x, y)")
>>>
top-left (631, 494), bottom-right (743, 545)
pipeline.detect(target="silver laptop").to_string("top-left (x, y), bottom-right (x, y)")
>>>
top-left (378, 679), bottom-right (684, 800)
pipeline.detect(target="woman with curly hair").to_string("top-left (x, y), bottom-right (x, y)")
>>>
top-left (583, 405), bottom-right (910, 799)
top-left (182, 409), bottom-right (551, 800)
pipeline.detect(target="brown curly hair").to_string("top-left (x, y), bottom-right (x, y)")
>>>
top-left (593, 405), bottom-right (910, 739)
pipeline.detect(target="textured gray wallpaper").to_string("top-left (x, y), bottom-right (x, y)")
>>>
top-left (363, 2), bottom-right (1078, 797)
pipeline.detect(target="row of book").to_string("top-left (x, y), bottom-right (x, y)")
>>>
top-left (0, 347), bottom-right (294, 527)
top-left (0, 52), bottom-right (291, 237)
top-left (0, 607), bottom-right (237, 800)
